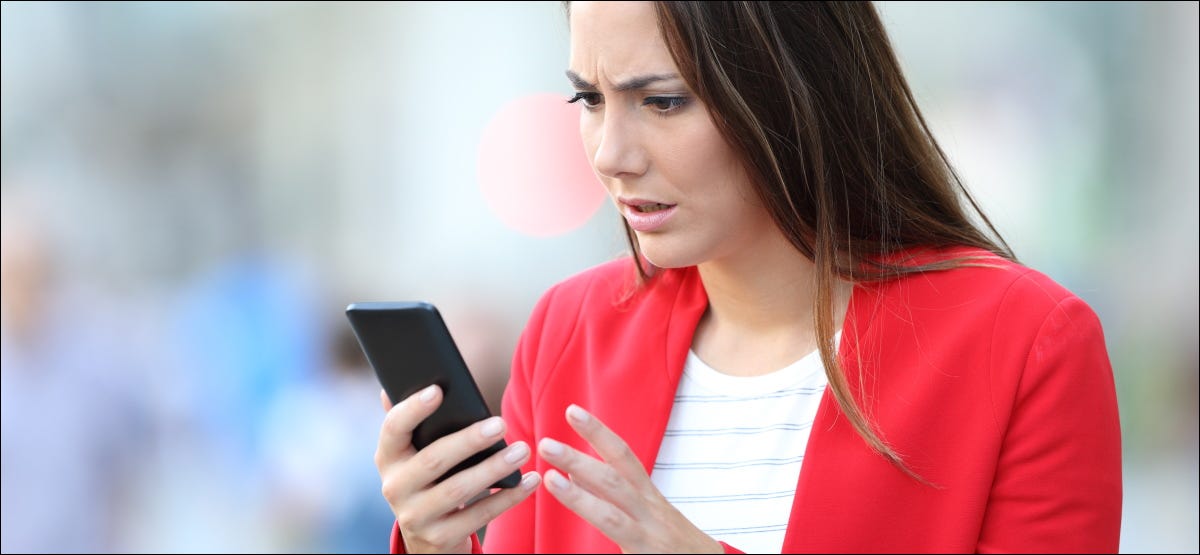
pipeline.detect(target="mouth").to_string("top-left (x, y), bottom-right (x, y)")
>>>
top-left (619, 196), bottom-right (677, 211)
top-left (618, 197), bottom-right (678, 232)
top-left (631, 202), bottom-right (674, 213)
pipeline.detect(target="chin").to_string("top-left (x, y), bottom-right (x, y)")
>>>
top-left (637, 235), bottom-right (707, 269)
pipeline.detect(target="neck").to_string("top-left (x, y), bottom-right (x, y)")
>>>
top-left (696, 230), bottom-right (824, 332)
top-left (690, 227), bottom-right (850, 376)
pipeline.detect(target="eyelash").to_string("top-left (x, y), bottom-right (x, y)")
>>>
top-left (566, 92), bottom-right (601, 108)
top-left (566, 92), bottom-right (689, 116)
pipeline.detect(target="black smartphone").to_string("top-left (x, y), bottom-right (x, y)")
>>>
top-left (345, 301), bottom-right (521, 489)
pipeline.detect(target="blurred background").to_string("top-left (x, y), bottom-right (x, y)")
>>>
top-left (1, 1), bottom-right (1195, 553)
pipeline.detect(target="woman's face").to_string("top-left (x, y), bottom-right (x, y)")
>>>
top-left (568, 1), bottom-right (776, 269)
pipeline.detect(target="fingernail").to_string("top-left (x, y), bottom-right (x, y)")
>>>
top-left (419, 385), bottom-right (438, 403)
top-left (480, 417), bottom-right (504, 438)
top-left (539, 437), bottom-right (564, 457)
top-left (520, 472), bottom-right (541, 491)
top-left (546, 470), bottom-right (571, 491)
top-left (566, 404), bottom-right (590, 424)
top-left (504, 441), bottom-right (529, 464)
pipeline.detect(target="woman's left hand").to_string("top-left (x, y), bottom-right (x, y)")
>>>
top-left (537, 404), bottom-right (723, 554)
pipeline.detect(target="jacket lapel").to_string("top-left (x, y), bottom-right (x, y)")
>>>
top-left (604, 266), bottom-right (709, 477)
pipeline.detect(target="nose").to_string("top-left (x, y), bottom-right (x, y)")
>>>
top-left (589, 110), bottom-right (647, 180)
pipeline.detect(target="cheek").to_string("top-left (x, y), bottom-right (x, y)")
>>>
top-left (692, 126), bottom-right (740, 175)
top-left (666, 122), bottom-right (745, 196)
top-left (579, 117), bottom-right (612, 191)
top-left (579, 114), bottom-right (600, 162)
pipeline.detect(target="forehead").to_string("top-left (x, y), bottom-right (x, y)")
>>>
top-left (568, 1), bottom-right (677, 81)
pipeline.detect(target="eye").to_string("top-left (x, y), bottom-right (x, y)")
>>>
top-left (644, 96), bottom-right (688, 114)
top-left (567, 92), bottom-right (602, 109)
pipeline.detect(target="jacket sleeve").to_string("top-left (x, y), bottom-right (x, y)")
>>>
top-left (977, 294), bottom-right (1123, 553)
top-left (389, 524), bottom-right (482, 554)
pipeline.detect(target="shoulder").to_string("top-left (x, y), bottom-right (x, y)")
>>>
top-left (874, 246), bottom-right (1092, 324)
top-left (857, 247), bottom-right (1110, 390)
top-left (851, 246), bottom-right (1109, 372)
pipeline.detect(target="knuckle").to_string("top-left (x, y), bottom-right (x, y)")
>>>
top-left (441, 478), bottom-right (471, 507)
top-left (393, 507), bottom-right (417, 530)
top-left (373, 447), bottom-right (388, 471)
top-left (414, 449), bottom-right (445, 475)
top-left (600, 467), bottom-right (623, 491)
top-left (381, 478), bottom-right (401, 504)
top-left (482, 494), bottom-right (510, 521)
top-left (599, 506), bottom-right (624, 531)
top-left (424, 527), bottom-right (453, 549)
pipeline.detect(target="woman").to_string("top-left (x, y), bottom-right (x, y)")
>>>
top-left (375, 2), bottom-right (1122, 553)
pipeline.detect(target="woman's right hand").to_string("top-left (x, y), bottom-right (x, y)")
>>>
top-left (376, 385), bottom-right (541, 554)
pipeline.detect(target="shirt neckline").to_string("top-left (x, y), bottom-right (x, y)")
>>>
top-left (683, 331), bottom-right (839, 397)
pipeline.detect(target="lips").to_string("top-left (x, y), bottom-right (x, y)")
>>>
top-left (619, 197), bottom-right (678, 232)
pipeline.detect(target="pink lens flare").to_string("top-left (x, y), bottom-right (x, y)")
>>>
top-left (478, 93), bottom-right (606, 237)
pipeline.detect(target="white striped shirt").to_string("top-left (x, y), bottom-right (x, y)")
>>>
top-left (650, 341), bottom-right (832, 553)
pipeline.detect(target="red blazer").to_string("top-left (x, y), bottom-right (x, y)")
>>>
top-left (392, 248), bottom-right (1122, 553)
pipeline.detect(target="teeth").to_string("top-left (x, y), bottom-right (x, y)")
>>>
top-left (636, 203), bottom-right (670, 213)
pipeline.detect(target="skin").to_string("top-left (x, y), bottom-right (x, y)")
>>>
top-left (374, 2), bottom-right (850, 552)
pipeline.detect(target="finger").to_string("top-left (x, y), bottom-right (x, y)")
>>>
top-left (381, 388), bottom-right (393, 412)
top-left (564, 404), bottom-right (650, 481)
top-left (376, 384), bottom-right (442, 469)
top-left (543, 469), bottom-right (636, 545)
top-left (427, 472), bottom-right (541, 545)
top-left (417, 439), bottom-right (533, 514)
top-left (405, 414), bottom-right (511, 489)
top-left (537, 437), bottom-right (643, 517)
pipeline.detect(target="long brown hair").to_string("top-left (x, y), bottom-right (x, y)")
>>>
top-left (568, 2), bottom-right (1014, 480)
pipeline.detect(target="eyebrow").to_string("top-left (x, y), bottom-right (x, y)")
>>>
top-left (565, 70), bottom-right (681, 92)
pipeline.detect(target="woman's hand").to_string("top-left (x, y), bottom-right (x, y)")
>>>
top-left (537, 404), bottom-right (723, 554)
top-left (376, 385), bottom-right (541, 554)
